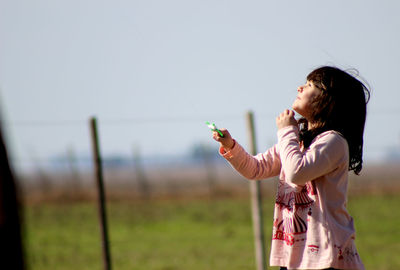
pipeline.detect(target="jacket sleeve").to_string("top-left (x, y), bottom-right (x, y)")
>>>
top-left (219, 140), bottom-right (281, 180)
top-left (277, 126), bottom-right (349, 186)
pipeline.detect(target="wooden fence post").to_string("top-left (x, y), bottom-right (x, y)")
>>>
top-left (132, 145), bottom-right (150, 200)
top-left (246, 111), bottom-right (267, 270)
top-left (89, 117), bottom-right (112, 270)
top-left (0, 122), bottom-right (25, 269)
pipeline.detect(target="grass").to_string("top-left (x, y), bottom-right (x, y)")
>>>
top-left (349, 194), bottom-right (400, 269)
top-left (23, 194), bottom-right (400, 269)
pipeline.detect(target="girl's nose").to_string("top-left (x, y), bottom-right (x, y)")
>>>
top-left (297, 86), bottom-right (303, 93)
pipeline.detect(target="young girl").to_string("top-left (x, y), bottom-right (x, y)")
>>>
top-left (212, 66), bottom-right (369, 270)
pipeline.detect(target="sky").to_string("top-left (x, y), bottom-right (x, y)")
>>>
top-left (1, 0), bottom-right (400, 170)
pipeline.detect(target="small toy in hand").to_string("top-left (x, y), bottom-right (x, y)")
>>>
top-left (205, 121), bottom-right (224, 137)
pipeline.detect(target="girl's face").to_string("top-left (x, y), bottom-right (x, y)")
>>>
top-left (292, 80), bottom-right (321, 120)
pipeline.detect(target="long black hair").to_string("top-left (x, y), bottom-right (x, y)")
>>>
top-left (298, 66), bottom-right (370, 175)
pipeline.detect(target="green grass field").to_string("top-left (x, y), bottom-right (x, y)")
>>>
top-left (23, 193), bottom-right (400, 269)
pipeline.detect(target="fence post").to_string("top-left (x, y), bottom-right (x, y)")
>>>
top-left (246, 111), bottom-right (267, 270)
top-left (132, 145), bottom-right (151, 200)
top-left (89, 117), bottom-right (112, 270)
top-left (0, 122), bottom-right (25, 269)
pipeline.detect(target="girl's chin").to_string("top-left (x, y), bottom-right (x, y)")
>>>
top-left (292, 108), bottom-right (305, 118)
top-left (292, 106), bottom-right (300, 114)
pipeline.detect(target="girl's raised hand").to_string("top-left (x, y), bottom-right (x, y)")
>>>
top-left (212, 128), bottom-right (235, 150)
top-left (276, 109), bottom-right (298, 130)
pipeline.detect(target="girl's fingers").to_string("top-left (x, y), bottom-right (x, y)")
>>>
top-left (278, 109), bottom-right (294, 118)
top-left (213, 131), bottom-right (227, 141)
top-left (212, 132), bottom-right (220, 141)
top-left (276, 109), bottom-right (297, 130)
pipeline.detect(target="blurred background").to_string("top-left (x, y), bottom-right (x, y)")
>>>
top-left (1, 0), bottom-right (400, 269)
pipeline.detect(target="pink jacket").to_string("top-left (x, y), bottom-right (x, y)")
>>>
top-left (220, 126), bottom-right (365, 270)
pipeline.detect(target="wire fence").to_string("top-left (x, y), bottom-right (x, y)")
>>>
top-left (2, 111), bottom-right (400, 203)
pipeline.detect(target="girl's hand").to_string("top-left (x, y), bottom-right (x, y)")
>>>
top-left (276, 109), bottom-right (298, 130)
top-left (212, 128), bottom-right (235, 150)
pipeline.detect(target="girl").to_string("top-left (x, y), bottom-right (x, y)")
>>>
top-left (212, 66), bottom-right (370, 270)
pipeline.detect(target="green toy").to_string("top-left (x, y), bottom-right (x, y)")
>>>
top-left (205, 121), bottom-right (224, 137)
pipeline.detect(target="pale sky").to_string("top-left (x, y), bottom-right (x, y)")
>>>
top-left (1, 0), bottom-right (400, 170)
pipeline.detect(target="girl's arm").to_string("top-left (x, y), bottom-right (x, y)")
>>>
top-left (213, 128), bottom-right (281, 180)
top-left (277, 126), bottom-right (348, 186)
top-left (220, 142), bottom-right (282, 180)
top-left (275, 109), bottom-right (348, 185)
